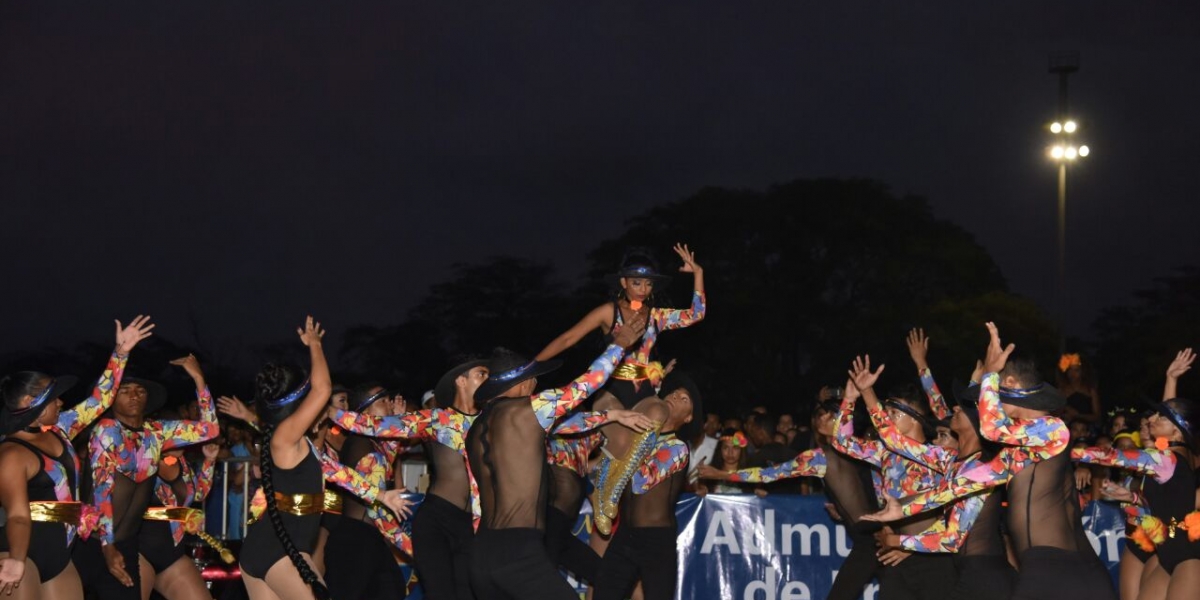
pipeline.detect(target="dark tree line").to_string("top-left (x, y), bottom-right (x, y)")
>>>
top-left (5, 178), bottom-right (1193, 419)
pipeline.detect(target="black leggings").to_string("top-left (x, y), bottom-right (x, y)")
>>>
top-left (138, 520), bottom-right (187, 574)
top-left (876, 552), bottom-right (957, 600)
top-left (594, 526), bottom-right (676, 600)
top-left (948, 555), bottom-right (1016, 600)
top-left (827, 532), bottom-right (881, 600)
top-left (410, 494), bottom-right (475, 600)
top-left (72, 537), bottom-right (142, 600)
top-left (0, 522), bottom-right (73, 582)
top-left (1012, 546), bottom-right (1116, 600)
top-left (544, 506), bottom-right (600, 584)
top-left (324, 516), bottom-right (406, 600)
top-left (469, 528), bottom-right (577, 600)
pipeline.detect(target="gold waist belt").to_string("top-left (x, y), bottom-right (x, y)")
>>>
top-left (273, 492), bottom-right (325, 517)
top-left (29, 501), bottom-right (82, 525)
top-left (323, 489), bottom-right (343, 514)
top-left (143, 506), bottom-right (202, 524)
top-left (613, 362), bottom-right (662, 382)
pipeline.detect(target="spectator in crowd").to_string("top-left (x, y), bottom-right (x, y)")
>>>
top-left (1057, 353), bottom-right (1102, 425)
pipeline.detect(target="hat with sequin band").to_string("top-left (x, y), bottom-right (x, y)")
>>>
top-left (473, 349), bottom-right (562, 403)
top-left (434, 359), bottom-right (488, 410)
top-left (1151, 398), bottom-right (1198, 449)
top-left (607, 249), bottom-right (672, 287)
top-left (0, 373), bottom-right (79, 435)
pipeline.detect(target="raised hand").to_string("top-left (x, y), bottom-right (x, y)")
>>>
top-left (297, 316), bottom-right (325, 347)
top-left (970, 359), bottom-right (985, 384)
top-left (843, 378), bottom-right (861, 402)
top-left (169, 354), bottom-right (204, 382)
top-left (673, 243), bottom-right (701, 273)
top-left (982, 322), bottom-right (1015, 374)
top-left (662, 358), bottom-right (678, 378)
top-left (847, 355), bottom-right (885, 393)
top-left (610, 410), bottom-right (656, 433)
top-left (380, 489), bottom-right (414, 520)
top-left (217, 395), bottom-right (256, 425)
top-left (906, 328), bottom-right (930, 371)
top-left (1100, 480), bottom-right (1134, 503)
top-left (115, 315), bottom-right (155, 355)
top-left (1167, 348), bottom-right (1195, 380)
top-left (611, 317), bottom-right (647, 349)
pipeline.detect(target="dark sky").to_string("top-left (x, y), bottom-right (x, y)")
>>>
top-left (3, 1), bottom-right (1199, 362)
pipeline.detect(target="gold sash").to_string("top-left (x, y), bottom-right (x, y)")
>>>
top-left (272, 491), bottom-right (325, 517)
top-left (323, 489), bottom-right (343, 514)
top-left (29, 501), bottom-right (82, 524)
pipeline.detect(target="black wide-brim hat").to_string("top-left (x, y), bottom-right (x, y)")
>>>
top-left (0, 375), bottom-right (79, 435)
top-left (120, 377), bottom-right (169, 416)
top-left (952, 377), bottom-right (1064, 413)
top-left (434, 359), bottom-right (488, 409)
top-left (473, 356), bottom-right (562, 403)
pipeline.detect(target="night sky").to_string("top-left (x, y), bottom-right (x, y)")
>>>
top-left (3, 1), bottom-right (1199, 363)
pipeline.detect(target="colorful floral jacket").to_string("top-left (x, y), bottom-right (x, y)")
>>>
top-left (89, 385), bottom-right (218, 545)
top-left (726, 448), bottom-right (826, 483)
top-left (631, 434), bottom-right (690, 494)
top-left (833, 395), bottom-right (943, 503)
top-left (620, 291), bottom-right (706, 368)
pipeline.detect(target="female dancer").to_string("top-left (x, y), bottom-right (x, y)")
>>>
top-left (536, 244), bottom-right (705, 533)
top-left (0, 316), bottom-right (154, 600)
top-left (239, 317), bottom-right (335, 600)
top-left (87, 353), bottom-right (219, 600)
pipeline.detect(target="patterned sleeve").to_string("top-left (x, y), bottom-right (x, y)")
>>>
top-left (330, 409), bottom-right (435, 441)
top-left (155, 386), bottom-right (220, 449)
top-left (652, 291), bottom-right (707, 331)
top-left (193, 452), bottom-right (217, 503)
top-left (896, 451), bottom-right (1016, 518)
top-left (728, 448), bottom-right (826, 483)
top-left (320, 451), bottom-right (381, 505)
top-left (531, 344), bottom-right (625, 431)
top-left (1071, 447), bottom-right (1177, 483)
top-left (89, 421), bottom-right (123, 545)
top-left (551, 410), bottom-right (610, 435)
top-left (832, 395), bottom-right (885, 467)
top-left (919, 368), bottom-right (951, 421)
top-left (899, 494), bottom-right (986, 553)
top-left (869, 404), bottom-right (955, 473)
top-left (977, 373), bottom-right (1069, 457)
top-left (58, 351), bottom-right (128, 440)
top-left (632, 437), bottom-right (690, 494)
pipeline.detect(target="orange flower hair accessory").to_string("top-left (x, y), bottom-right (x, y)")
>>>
top-left (1058, 353), bottom-right (1083, 372)
top-left (720, 430), bottom-right (749, 448)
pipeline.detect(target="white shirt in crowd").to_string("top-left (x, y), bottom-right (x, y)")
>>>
top-left (688, 435), bottom-right (718, 484)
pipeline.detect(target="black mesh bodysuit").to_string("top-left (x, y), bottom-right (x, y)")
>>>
top-left (819, 439), bottom-right (885, 600)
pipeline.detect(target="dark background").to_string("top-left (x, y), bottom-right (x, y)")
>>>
top-left (3, 1), bottom-right (1198, 414)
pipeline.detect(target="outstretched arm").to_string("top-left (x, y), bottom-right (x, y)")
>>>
top-left (704, 448), bottom-right (827, 483)
top-left (653, 243), bottom-right (706, 331)
top-left (1071, 447), bottom-right (1177, 483)
top-left (329, 408), bottom-right (435, 441)
top-left (896, 494), bottom-right (986, 553)
top-left (631, 438), bottom-right (690, 494)
top-left (534, 304), bottom-right (611, 362)
top-left (831, 383), bottom-right (885, 467)
top-left (531, 321), bottom-right (642, 430)
top-left (59, 316), bottom-right (155, 439)
top-left (551, 409), bottom-right (655, 436)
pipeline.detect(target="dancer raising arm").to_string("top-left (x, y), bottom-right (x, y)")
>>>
top-left (536, 244), bottom-right (705, 534)
top-left (0, 316), bottom-right (154, 600)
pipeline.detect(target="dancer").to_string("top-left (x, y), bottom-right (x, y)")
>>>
top-left (139, 441), bottom-right (227, 600)
top-left (466, 320), bottom-right (642, 600)
top-left (323, 384), bottom-right (408, 600)
top-left (864, 323), bottom-right (1112, 600)
top-left (0, 316), bottom-right (154, 600)
top-left (536, 244), bottom-right (705, 534)
top-left (593, 372), bottom-right (702, 600)
top-left (85, 352), bottom-right (219, 600)
top-left (1071, 351), bottom-right (1198, 600)
top-left (328, 358), bottom-right (489, 600)
top-left (239, 316), bottom-right (335, 600)
top-left (832, 356), bottom-right (957, 600)
top-left (544, 407), bottom-right (656, 585)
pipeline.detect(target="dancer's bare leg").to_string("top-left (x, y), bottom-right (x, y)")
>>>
top-left (153, 555), bottom-right (211, 600)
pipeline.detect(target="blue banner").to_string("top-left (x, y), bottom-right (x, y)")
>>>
top-left (397, 493), bottom-right (1127, 599)
top-left (676, 493), bottom-right (1127, 600)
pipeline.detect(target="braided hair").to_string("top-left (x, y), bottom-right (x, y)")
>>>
top-left (254, 363), bottom-right (329, 600)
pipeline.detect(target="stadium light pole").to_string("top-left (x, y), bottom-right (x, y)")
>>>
top-left (1047, 52), bottom-right (1087, 354)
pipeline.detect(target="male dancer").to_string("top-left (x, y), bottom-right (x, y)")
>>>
top-left (466, 321), bottom-right (642, 600)
top-left (865, 323), bottom-right (1114, 600)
